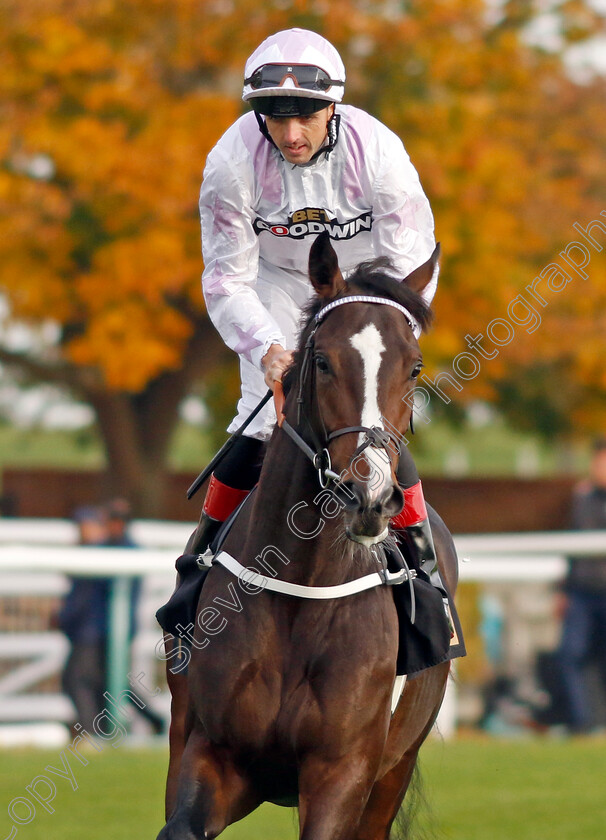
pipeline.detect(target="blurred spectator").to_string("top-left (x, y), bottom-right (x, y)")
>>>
top-left (105, 497), bottom-right (137, 548)
top-left (58, 505), bottom-right (110, 733)
top-left (58, 500), bottom-right (164, 736)
top-left (556, 438), bottom-right (606, 734)
top-left (102, 498), bottom-right (164, 735)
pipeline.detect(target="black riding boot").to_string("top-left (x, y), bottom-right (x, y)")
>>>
top-left (398, 519), bottom-right (443, 590)
top-left (158, 438), bottom-right (266, 642)
top-left (186, 511), bottom-right (223, 556)
top-left (187, 436), bottom-right (267, 556)
top-left (394, 448), bottom-right (444, 592)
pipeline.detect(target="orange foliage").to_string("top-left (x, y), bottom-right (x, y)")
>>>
top-left (0, 0), bottom-right (238, 392)
top-left (0, 0), bottom-right (605, 440)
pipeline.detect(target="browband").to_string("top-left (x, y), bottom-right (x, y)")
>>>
top-left (315, 295), bottom-right (419, 334)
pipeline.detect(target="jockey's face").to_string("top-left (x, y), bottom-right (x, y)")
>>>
top-left (265, 104), bottom-right (334, 165)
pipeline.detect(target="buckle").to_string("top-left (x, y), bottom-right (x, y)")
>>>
top-left (196, 550), bottom-right (213, 570)
top-left (313, 448), bottom-right (335, 489)
top-left (380, 567), bottom-right (417, 586)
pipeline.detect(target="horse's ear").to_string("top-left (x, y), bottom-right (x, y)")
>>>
top-left (403, 243), bottom-right (440, 294)
top-left (309, 232), bottom-right (345, 299)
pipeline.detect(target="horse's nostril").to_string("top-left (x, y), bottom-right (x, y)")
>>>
top-left (387, 485), bottom-right (404, 518)
top-left (373, 484), bottom-right (404, 518)
top-left (336, 480), bottom-right (364, 510)
top-left (340, 481), bottom-right (403, 521)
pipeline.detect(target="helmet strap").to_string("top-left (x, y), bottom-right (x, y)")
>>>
top-left (307, 112), bottom-right (340, 163)
top-left (324, 112), bottom-right (340, 157)
top-left (254, 111), bottom-right (341, 164)
top-left (254, 111), bottom-right (280, 151)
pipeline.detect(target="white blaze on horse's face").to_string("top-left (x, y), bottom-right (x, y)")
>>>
top-left (349, 323), bottom-right (392, 505)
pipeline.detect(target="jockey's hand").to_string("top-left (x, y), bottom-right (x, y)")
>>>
top-left (262, 344), bottom-right (293, 390)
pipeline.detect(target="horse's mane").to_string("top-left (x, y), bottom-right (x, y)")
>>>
top-left (283, 256), bottom-right (432, 395)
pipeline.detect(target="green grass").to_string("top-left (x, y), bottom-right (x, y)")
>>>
top-left (167, 422), bottom-right (217, 472)
top-left (1, 737), bottom-right (604, 839)
top-left (0, 422), bottom-right (216, 477)
top-left (0, 416), bottom-right (590, 483)
top-left (418, 736), bottom-right (606, 839)
top-left (409, 418), bottom-right (586, 477)
top-left (0, 424), bottom-right (105, 471)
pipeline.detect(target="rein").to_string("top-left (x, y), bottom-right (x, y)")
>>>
top-left (277, 294), bottom-right (417, 488)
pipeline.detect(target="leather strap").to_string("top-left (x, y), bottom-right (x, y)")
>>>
top-left (214, 550), bottom-right (415, 600)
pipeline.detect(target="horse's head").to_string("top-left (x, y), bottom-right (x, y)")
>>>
top-left (284, 232), bottom-right (438, 547)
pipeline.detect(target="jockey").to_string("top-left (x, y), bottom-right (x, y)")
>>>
top-left (196, 28), bottom-right (438, 576)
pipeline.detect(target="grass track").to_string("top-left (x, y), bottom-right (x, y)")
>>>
top-left (0, 737), bottom-right (604, 839)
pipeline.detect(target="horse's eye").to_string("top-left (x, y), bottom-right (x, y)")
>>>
top-left (315, 355), bottom-right (331, 375)
top-left (411, 362), bottom-right (423, 379)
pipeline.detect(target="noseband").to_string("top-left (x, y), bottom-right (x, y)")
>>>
top-left (280, 295), bottom-right (418, 488)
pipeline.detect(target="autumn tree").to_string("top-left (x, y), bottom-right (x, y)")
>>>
top-left (0, 0), bottom-right (243, 514)
top-left (1, 0), bottom-right (605, 514)
top-left (344, 0), bottom-right (606, 438)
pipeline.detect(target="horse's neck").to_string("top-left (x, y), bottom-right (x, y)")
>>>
top-left (240, 430), bottom-right (362, 586)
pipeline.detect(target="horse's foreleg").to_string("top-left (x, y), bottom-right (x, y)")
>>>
top-left (297, 754), bottom-right (380, 840)
top-left (352, 753), bottom-right (418, 840)
top-left (165, 677), bottom-right (189, 817)
top-left (163, 634), bottom-right (191, 820)
top-left (355, 663), bottom-right (451, 840)
top-left (157, 725), bottom-right (258, 840)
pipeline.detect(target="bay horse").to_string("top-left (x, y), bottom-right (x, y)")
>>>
top-left (158, 233), bottom-right (461, 840)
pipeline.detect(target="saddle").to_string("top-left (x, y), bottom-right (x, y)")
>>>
top-left (382, 539), bottom-right (466, 675)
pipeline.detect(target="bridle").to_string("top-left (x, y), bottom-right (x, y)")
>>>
top-left (207, 293), bottom-right (422, 636)
top-left (277, 294), bottom-right (420, 489)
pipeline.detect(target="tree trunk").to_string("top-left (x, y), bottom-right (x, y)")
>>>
top-left (89, 391), bottom-right (167, 516)
top-left (0, 314), bottom-right (230, 517)
top-left (85, 318), bottom-right (229, 517)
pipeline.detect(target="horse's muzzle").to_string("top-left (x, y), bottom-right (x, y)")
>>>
top-left (339, 480), bottom-right (404, 545)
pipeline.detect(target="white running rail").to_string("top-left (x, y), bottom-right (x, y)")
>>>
top-left (0, 521), bottom-right (604, 738)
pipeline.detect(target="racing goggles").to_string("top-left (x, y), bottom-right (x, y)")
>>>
top-left (245, 64), bottom-right (344, 93)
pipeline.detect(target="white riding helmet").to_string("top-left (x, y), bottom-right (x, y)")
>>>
top-left (243, 28), bottom-right (346, 116)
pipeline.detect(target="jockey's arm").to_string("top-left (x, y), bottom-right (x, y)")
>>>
top-left (200, 144), bottom-right (286, 372)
